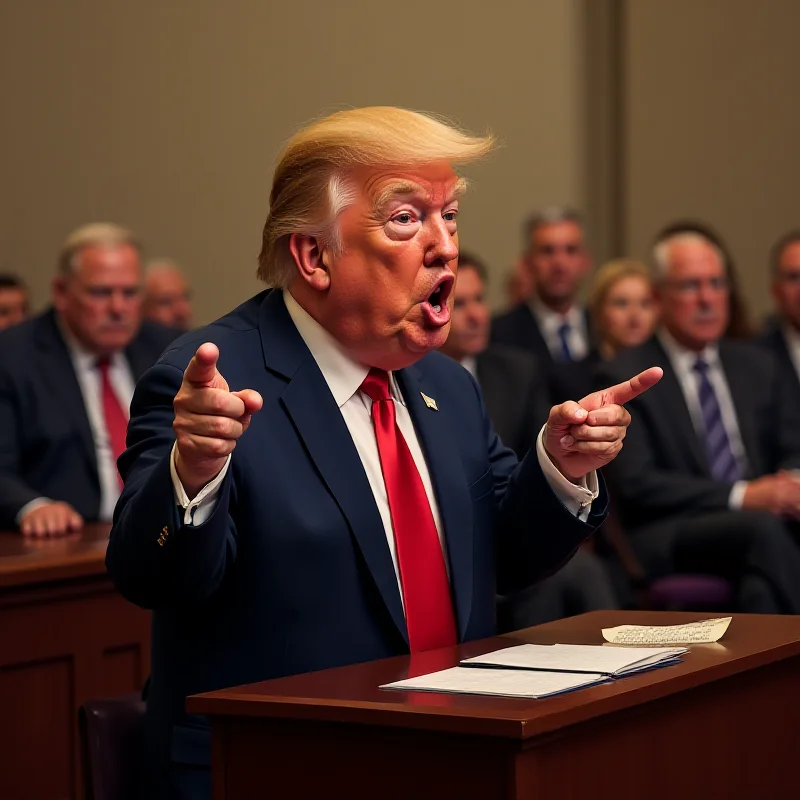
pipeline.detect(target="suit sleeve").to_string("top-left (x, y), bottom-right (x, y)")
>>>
top-left (473, 375), bottom-right (607, 595)
top-left (106, 361), bottom-right (238, 609)
top-left (0, 363), bottom-right (44, 527)
top-left (594, 362), bottom-right (732, 519)
top-left (771, 356), bottom-right (800, 471)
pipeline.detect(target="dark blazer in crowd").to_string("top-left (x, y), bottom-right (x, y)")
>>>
top-left (549, 348), bottom-right (602, 405)
top-left (105, 289), bottom-right (608, 796)
top-left (597, 336), bottom-right (800, 531)
top-left (491, 303), bottom-right (595, 403)
top-left (758, 326), bottom-right (800, 404)
top-left (0, 308), bottom-right (178, 527)
top-left (475, 345), bottom-right (551, 458)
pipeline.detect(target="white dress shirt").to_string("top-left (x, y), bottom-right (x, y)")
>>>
top-left (171, 290), bottom-right (599, 597)
top-left (17, 320), bottom-right (135, 522)
top-left (781, 323), bottom-right (800, 381)
top-left (529, 298), bottom-right (589, 361)
top-left (657, 329), bottom-right (749, 508)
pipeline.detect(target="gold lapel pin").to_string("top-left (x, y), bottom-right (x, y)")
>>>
top-left (420, 392), bottom-right (439, 411)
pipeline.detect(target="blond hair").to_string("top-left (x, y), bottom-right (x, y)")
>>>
top-left (258, 107), bottom-right (495, 287)
top-left (58, 223), bottom-right (141, 276)
top-left (588, 258), bottom-right (652, 327)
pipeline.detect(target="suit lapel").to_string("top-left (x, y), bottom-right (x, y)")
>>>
top-left (35, 311), bottom-right (98, 480)
top-left (647, 339), bottom-right (708, 473)
top-left (397, 365), bottom-right (474, 641)
top-left (259, 293), bottom-right (408, 645)
top-left (719, 342), bottom-right (760, 477)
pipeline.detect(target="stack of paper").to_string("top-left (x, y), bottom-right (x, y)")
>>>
top-left (381, 643), bottom-right (687, 699)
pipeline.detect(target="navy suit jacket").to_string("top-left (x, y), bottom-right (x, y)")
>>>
top-left (106, 290), bottom-right (607, 789)
top-left (0, 309), bottom-right (179, 527)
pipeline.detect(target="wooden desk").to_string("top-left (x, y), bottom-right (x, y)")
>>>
top-left (0, 524), bottom-right (151, 800)
top-left (190, 611), bottom-right (800, 800)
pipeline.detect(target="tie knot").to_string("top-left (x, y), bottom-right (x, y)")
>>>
top-left (360, 368), bottom-right (392, 402)
top-left (96, 356), bottom-right (111, 375)
top-left (693, 357), bottom-right (709, 375)
top-left (558, 321), bottom-right (571, 336)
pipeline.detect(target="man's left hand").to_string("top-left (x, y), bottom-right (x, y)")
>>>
top-left (544, 367), bottom-right (663, 480)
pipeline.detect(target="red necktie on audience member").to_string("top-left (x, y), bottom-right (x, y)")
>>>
top-left (97, 357), bottom-right (128, 488)
top-left (360, 368), bottom-right (457, 653)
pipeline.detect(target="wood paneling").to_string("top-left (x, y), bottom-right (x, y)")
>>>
top-left (0, 525), bottom-right (150, 800)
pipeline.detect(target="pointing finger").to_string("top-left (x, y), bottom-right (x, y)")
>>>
top-left (183, 343), bottom-right (220, 387)
top-left (581, 366), bottom-right (663, 410)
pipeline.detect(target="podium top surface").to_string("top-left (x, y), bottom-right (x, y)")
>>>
top-left (188, 611), bottom-right (800, 739)
top-left (0, 523), bottom-right (111, 589)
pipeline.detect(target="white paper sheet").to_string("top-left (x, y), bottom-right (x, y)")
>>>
top-left (602, 617), bottom-right (732, 646)
top-left (460, 643), bottom-right (686, 676)
top-left (380, 666), bottom-right (608, 698)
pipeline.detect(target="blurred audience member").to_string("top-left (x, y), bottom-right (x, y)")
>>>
top-left (556, 259), bottom-right (657, 401)
top-left (0, 223), bottom-right (179, 536)
top-left (143, 258), bottom-right (193, 330)
top-left (440, 251), bottom-right (549, 456)
top-left (656, 219), bottom-right (753, 340)
top-left (504, 256), bottom-right (534, 308)
top-left (441, 251), bottom-right (619, 628)
top-left (597, 230), bottom-right (800, 613)
top-left (0, 274), bottom-right (29, 330)
top-left (492, 208), bottom-right (593, 371)
top-left (761, 230), bottom-right (800, 399)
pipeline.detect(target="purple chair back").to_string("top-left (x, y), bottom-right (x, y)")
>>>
top-left (648, 574), bottom-right (734, 610)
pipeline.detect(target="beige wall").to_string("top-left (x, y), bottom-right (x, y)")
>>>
top-left (623, 0), bottom-right (800, 323)
top-left (0, 0), bottom-right (585, 321)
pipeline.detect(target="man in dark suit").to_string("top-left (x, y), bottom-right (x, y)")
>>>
top-left (0, 273), bottom-right (29, 330)
top-left (439, 251), bottom-right (550, 456)
top-left (491, 207), bottom-right (595, 403)
top-left (105, 107), bottom-right (658, 800)
top-left (597, 230), bottom-right (800, 614)
top-left (760, 230), bottom-right (800, 402)
top-left (0, 223), bottom-right (178, 535)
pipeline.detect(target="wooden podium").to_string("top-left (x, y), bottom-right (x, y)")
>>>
top-left (0, 524), bottom-right (151, 800)
top-left (189, 611), bottom-right (800, 799)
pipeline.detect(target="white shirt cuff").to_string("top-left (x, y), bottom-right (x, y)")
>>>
top-left (535, 426), bottom-right (599, 522)
top-left (16, 497), bottom-right (53, 525)
top-left (729, 480), bottom-right (748, 510)
top-left (170, 443), bottom-right (230, 526)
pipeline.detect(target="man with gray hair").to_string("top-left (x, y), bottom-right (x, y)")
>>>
top-left (105, 107), bottom-right (658, 799)
top-left (143, 258), bottom-right (194, 331)
top-left (492, 207), bottom-right (594, 399)
top-left (597, 228), bottom-right (800, 615)
top-left (0, 223), bottom-right (178, 536)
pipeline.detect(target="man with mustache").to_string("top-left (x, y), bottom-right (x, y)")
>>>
top-left (0, 223), bottom-right (179, 536)
top-left (105, 107), bottom-right (659, 800)
top-left (597, 230), bottom-right (800, 614)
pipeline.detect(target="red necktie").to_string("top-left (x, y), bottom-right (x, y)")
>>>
top-left (360, 368), bottom-right (457, 653)
top-left (97, 358), bottom-right (128, 487)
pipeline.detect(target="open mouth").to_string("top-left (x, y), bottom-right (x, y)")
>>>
top-left (425, 276), bottom-right (454, 313)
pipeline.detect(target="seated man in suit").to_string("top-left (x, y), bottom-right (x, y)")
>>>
top-left (0, 274), bottom-right (29, 330)
top-left (105, 107), bottom-right (658, 799)
top-left (491, 207), bottom-right (595, 402)
top-left (597, 229), bottom-right (800, 614)
top-left (0, 223), bottom-right (179, 536)
top-left (439, 250), bottom-right (619, 627)
top-left (144, 258), bottom-right (194, 331)
top-left (760, 230), bottom-right (800, 402)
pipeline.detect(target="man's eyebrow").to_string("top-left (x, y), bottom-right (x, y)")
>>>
top-left (371, 177), bottom-right (468, 215)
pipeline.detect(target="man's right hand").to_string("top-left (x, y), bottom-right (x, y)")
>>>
top-left (173, 343), bottom-right (263, 499)
top-left (742, 472), bottom-right (800, 519)
top-left (20, 501), bottom-right (84, 537)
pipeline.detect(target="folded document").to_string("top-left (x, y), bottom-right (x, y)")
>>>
top-left (460, 643), bottom-right (687, 677)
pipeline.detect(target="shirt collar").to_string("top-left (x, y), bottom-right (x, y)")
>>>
top-left (782, 321), bottom-right (800, 349)
top-left (56, 313), bottom-right (124, 372)
top-left (529, 296), bottom-right (583, 333)
top-left (460, 355), bottom-right (478, 379)
top-left (282, 289), bottom-right (405, 408)
top-left (657, 326), bottom-right (720, 372)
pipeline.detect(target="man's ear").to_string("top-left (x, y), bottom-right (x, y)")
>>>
top-left (288, 234), bottom-right (331, 291)
top-left (52, 275), bottom-right (68, 312)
